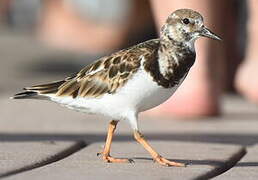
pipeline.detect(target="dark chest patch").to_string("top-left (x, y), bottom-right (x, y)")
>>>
top-left (144, 46), bottom-right (196, 88)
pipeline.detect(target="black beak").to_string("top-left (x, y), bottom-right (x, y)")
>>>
top-left (200, 27), bottom-right (222, 41)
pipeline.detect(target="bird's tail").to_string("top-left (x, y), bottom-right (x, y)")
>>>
top-left (11, 91), bottom-right (40, 99)
top-left (11, 80), bottom-right (66, 100)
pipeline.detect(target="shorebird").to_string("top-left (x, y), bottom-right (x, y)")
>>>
top-left (12, 9), bottom-right (221, 167)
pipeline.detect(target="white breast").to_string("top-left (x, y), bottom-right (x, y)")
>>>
top-left (121, 68), bottom-right (183, 112)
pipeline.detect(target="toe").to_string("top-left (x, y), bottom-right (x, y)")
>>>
top-left (154, 156), bottom-right (186, 167)
top-left (162, 158), bottom-right (186, 167)
top-left (102, 155), bottom-right (132, 163)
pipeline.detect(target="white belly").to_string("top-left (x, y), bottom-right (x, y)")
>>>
top-left (49, 69), bottom-right (184, 120)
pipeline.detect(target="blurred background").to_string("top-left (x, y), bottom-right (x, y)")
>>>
top-left (0, 0), bottom-right (256, 117)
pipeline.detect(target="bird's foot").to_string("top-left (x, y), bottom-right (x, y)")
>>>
top-left (153, 155), bottom-right (186, 167)
top-left (97, 152), bottom-right (134, 163)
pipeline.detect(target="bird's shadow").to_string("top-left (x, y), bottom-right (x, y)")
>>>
top-left (236, 162), bottom-right (258, 167)
top-left (1, 132), bottom-right (258, 146)
top-left (132, 157), bottom-right (229, 167)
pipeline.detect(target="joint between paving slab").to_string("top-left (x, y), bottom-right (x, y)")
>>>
top-left (0, 141), bottom-right (87, 179)
top-left (194, 146), bottom-right (247, 180)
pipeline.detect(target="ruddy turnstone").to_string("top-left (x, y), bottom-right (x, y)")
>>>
top-left (12, 9), bottom-right (221, 167)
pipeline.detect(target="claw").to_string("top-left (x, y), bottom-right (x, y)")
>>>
top-left (128, 159), bottom-right (135, 163)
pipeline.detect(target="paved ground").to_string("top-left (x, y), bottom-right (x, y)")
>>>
top-left (0, 28), bottom-right (258, 180)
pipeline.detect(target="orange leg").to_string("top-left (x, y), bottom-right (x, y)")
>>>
top-left (134, 130), bottom-right (185, 167)
top-left (98, 120), bottom-right (133, 163)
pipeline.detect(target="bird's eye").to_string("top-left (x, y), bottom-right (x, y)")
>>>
top-left (182, 18), bottom-right (190, 25)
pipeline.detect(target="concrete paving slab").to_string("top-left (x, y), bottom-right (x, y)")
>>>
top-left (0, 141), bottom-right (86, 178)
top-left (215, 145), bottom-right (258, 180)
top-left (4, 142), bottom-right (244, 180)
top-left (0, 95), bottom-right (257, 179)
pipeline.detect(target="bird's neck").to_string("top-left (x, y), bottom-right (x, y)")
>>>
top-left (160, 35), bottom-right (196, 51)
top-left (156, 38), bottom-right (196, 85)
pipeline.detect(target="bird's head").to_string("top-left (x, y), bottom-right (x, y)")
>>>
top-left (161, 9), bottom-right (221, 45)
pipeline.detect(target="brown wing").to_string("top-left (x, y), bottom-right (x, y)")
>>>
top-left (22, 39), bottom-right (159, 99)
top-left (56, 52), bottom-right (140, 98)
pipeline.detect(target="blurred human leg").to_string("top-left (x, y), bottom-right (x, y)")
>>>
top-left (149, 0), bottom-right (227, 117)
top-left (235, 0), bottom-right (258, 103)
top-left (38, 0), bottom-right (133, 54)
top-left (0, 0), bottom-right (11, 24)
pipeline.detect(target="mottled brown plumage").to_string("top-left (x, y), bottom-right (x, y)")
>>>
top-left (24, 39), bottom-right (161, 98)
